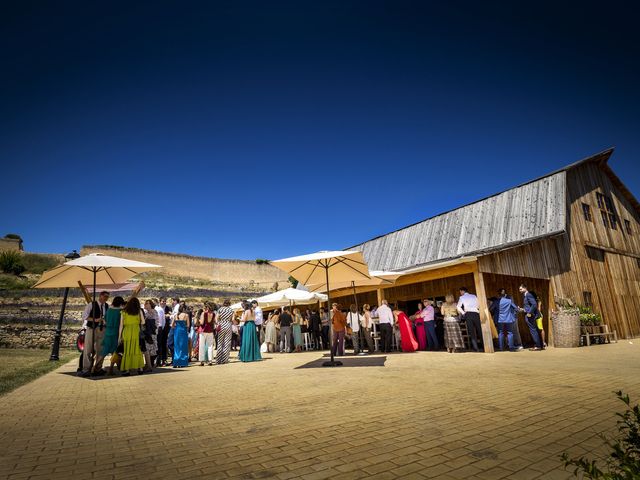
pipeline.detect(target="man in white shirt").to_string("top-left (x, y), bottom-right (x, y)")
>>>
top-left (376, 300), bottom-right (394, 353)
top-left (155, 298), bottom-right (167, 366)
top-left (346, 304), bottom-right (362, 355)
top-left (457, 287), bottom-right (481, 352)
top-left (80, 290), bottom-right (110, 376)
top-left (252, 301), bottom-right (263, 343)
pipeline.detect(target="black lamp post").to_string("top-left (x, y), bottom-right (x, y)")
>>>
top-left (49, 250), bottom-right (81, 361)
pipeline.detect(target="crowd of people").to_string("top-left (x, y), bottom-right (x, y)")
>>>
top-left (76, 282), bottom-right (545, 376)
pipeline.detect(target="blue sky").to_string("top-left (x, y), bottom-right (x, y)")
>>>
top-left (1, 1), bottom-right (639, 259)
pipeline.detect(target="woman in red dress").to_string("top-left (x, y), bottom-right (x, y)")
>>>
top-left (393, 308), bottom-right (418, 352)
top-left (411, 302), bottom-right (427, 351)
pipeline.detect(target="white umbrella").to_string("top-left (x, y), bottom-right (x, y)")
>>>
top-left (271, 250), bottom-right (372, 366)
top-left (34, 253), bottom-right (161, 367)
top-left (254, 287), bottom-right (327, 308)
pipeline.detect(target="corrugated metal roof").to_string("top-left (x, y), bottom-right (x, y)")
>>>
top-left (352, 170), bottom-right (567, 271)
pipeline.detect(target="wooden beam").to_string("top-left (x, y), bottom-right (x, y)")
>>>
top-left (392, 262), bottom-right (475, 287)
top-left (547, 280), bottom-right (556, 347)
top-left (472, 263), bottom-right (495, 353)
top-left (376, 288), bottom-right (384, 306)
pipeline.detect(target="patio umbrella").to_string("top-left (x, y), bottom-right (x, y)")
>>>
top-left (34, 253), bottom-right (161, 365)
top-left (271, 250), bottom-right (372, 366)
top-left (254, 287), bottom-right (328, 308)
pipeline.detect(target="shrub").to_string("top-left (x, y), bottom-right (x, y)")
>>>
top-left (21, 253), bottom-right (61, 274)
top-left (0, 251), bottom-right (25, 275)
top-left (288, 276), bottom-right (298, 288)
top-left (255, 259), bottom-right (270, 265)
top-left (4, 233), bottom-right (22, 240)
top-left (562, 390), bottom-right (640, 478)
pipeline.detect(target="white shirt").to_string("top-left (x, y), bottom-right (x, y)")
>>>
top-left (155, 306), bottom-right (166, 328)
top-left (81, 301), bottom-right (107, 328)
top-left (254, 306), bottom-right (263, 325)
top-left (457, 292), bottom-right (479, 315)
top-left (170, 303), bottom-right (180, 321)
top-left (346, 312), bottom-right (362, 332)
top-left (377, 304), bottom-right (394, 324)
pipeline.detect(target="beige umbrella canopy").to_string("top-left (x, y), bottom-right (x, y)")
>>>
top-left (303, 270), bottom-right (403, 293)
top-left (271, 250), bottom-right (372, 366)
top-left (33, 253), bottom-right (161, 289)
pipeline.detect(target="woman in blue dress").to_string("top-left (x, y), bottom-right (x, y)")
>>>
top-left (171, 302), bottom-right (190, 368)
top-left (239, 301), bottom-right (261, 362)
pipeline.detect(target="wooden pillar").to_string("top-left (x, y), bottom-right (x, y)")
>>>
top-left (547, 279), bottom-right (555, 347)
top-left (376, 288), bottom-right (384, 307)
top-left (472, 265), bottom-right (495, 353)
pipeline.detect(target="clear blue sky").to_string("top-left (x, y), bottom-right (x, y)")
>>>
top-left (1, 1), bottom-right (639, 259)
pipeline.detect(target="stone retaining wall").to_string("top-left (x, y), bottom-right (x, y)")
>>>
top-left (81, 245), bottom-right (289, 286)
top-left (0, 324), bottom-right (78, 349)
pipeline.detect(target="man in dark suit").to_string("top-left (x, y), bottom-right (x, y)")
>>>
top-left (519, 283), bottom-right (544, 351)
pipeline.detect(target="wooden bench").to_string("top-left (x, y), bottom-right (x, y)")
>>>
top-left (581, 324), bottom-right (618, 346)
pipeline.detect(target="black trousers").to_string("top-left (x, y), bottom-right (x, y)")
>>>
top-left (156, 324), bottom-right (169, 365)
top-left (311, 329), bottom-right (322, 349)
top-left (321, 326), bottom-right (330, 349)
top-left (464, 312), bottom-right (482, 351)
top-left (379, 323), bottom-right (393, 352)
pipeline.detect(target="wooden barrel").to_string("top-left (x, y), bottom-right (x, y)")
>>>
top-left (552, 311), bottom-right (580, 348)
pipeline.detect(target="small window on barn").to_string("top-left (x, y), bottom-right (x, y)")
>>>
top-left (595, 192), bottom-right (618, 230)
top-left (582, 291), bottom-right (593, 308)
top-left (582, 203), bottom-right (592, 222)
top-left (585, 245), bottom-right (605, 262)
top-left (624, 219), bottom-right (632, 235)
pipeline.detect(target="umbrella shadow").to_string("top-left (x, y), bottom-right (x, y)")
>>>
top-left (295, 355), bottom-right (387, 369)
top-left (59, 367), bottom-right (186, 380)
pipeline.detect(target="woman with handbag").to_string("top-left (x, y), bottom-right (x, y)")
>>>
top-left (142, 300), bottom-right (159, 372)
top-left (198, 303), bottom-right (215, 365)
top-left (118, 297), bottom-right (145, 376)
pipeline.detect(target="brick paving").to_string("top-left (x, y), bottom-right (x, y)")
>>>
top-left (0, 342), bottom-right (639, 480)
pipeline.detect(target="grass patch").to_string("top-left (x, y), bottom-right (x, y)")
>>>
top-left (0, 348), bottom-right (78, 396)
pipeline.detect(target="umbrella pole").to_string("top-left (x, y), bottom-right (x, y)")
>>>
top-left (351, 280), bottom-right (360, 355)
top-left (322, 263), bottom-right (342, 367)
top-left (91, 268), bottom-right (97, 373)
top-left (49, 287), bottom-right (70, 361)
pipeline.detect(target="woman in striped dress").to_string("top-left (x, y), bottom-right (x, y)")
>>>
top-left (441, 294), bottom-right (464, 353)
top-left (215, 299), bottom-right (234, 364)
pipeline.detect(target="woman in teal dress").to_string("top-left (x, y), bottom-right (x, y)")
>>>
top-left (172, 303), bottom-right (190, 367)
top-left (292, 308), bottom-right (303, 352)
top-left (118, 297), bottom-right (145, 376)
top-left (239, 301), bottom-right (261, 362)
top-left (98, 296), bottom-right (125, 375)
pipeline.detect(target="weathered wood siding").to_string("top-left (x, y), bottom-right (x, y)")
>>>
top-left (479, 161), bottom-right (640, 338)
top-left (355, 172), bottom-right (567, 271)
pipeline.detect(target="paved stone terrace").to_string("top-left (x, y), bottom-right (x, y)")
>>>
top-left (1, 342), bottom-right (639, 480)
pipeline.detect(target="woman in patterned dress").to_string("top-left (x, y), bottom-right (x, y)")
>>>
top-left (441, 294), bottom-right (464, 353)
top-left (215, 299), bottom-right (234, 364)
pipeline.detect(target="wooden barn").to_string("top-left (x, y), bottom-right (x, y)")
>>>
top-left (330, 148), bottom-right (640, 352)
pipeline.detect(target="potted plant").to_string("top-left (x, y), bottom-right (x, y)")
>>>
top-left (551, 297), bottom-right (581, 348)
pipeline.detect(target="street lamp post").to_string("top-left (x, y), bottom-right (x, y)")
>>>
top-left (49, 250), bottom-right (81, 361)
